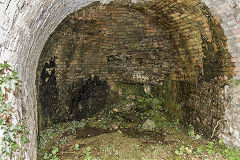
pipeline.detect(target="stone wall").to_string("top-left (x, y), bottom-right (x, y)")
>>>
top-left (0, 0), bottom-right (240, 159)
top-left (176, 80), bottom-right (227, 136)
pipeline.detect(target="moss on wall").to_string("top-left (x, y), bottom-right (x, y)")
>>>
top-left (200, 5), bottom-right (234, 80)
top-left (116, 82), bottom-right (146, 98)
top-left (163, 74), bottom-right (183, 124)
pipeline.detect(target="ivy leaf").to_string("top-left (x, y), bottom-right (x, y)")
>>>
top-left (52, 146), bottom-right (59, 155)
top-left (11, 143), bottom-right (19, 150)
top-left (3, 61), bottom-right (10, 68)
top-left (44, 153), bottom-right (50, 159)
top-left (0, 62), bottom-right (29, 159)
top-left (24, 129), bottom-right (29, 134)
top-left (12, 70), bottom-right (18, 77)
top-left (86, 146), bottom-right (91, 152)
top-left (74, 144), bottom-right (79, 151)
top-left (219, 139), bottom-right (223, 145)
top-left (21, 135), bottom-right (29, 144)
top-left (175, 150), bottom-right (181, 156)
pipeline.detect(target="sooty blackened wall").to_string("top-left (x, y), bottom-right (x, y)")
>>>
top-left (71, 75), bottom-right (110, 120)
top-left (38, 57), bottom-right (59, 128)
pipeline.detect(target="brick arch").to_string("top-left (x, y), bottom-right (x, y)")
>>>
top-left (0, 0), bottom-right (240, 159)
top-left (36, 2), bottom-right (176, 130)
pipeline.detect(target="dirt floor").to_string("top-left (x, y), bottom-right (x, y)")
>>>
top-left (38, 95), bottom-right (239, 160)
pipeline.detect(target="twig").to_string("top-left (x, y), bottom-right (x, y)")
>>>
top-left (57, 152), bottom-right (83, 156)
top-left (211, 119), bottom-right (227, 139)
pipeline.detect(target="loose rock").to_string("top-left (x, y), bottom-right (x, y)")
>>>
top-left (141, 119), bottom-right (156, 131)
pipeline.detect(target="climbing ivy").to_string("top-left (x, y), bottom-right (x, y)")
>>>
top-left (0, 62), bottom-right (29, 159)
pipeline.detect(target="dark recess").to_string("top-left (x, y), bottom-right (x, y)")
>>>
top-left (71, 75), bottom-right (110, 120)
top-left (39, 57), bottom-right (59, 127)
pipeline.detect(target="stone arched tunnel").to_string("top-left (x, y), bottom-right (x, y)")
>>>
top-left (1, 0), bottom-right (240, 159)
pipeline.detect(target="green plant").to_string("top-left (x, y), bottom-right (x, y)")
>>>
top-left (188, 124), bottom-right (195, 137)
top-left (74, 144), bottom-right (80, 151)
top-left (67, 120), bottom-right (83, 133)
top-left (58, 136), bottom-right (68, 145)
top-left (195, 145), bottom-right (204, 155)
top-left (206, 142), bottom-right (214, 155)
top-left (218, 138), bottom-right (223, 145)
top-left (44, 146), bottom-right (59, 160)
top-left (175, 145), bottom-right (193, 157)
top-left (177, 102), bottom-right (184, 110)
top-left (193, 139), bottom-right (240, 159)
top-left (0, 62), bottom-right (29, 159)
top-left (46, 128), bottom-right (54, 138)
top-left (84, 146), bottom-right (96, 160)
top-left (175, 146), bottom-right (185, 156)
top-left (223, 147), bottom-right (240, 160)
top-left (38, 128), bottom-right (54, 150)
top-left (39, 131), bottom-right (49, 150)
top-left (228, 79), bottom-right (240, 87)
top-left (136, 97), bottom-right (162, 108)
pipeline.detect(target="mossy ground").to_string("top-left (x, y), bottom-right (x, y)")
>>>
top-left (38, 84), bottom-right (239, 160)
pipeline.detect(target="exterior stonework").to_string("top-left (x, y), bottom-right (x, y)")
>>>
top-left (0, 0), bottom-right (240, 159)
